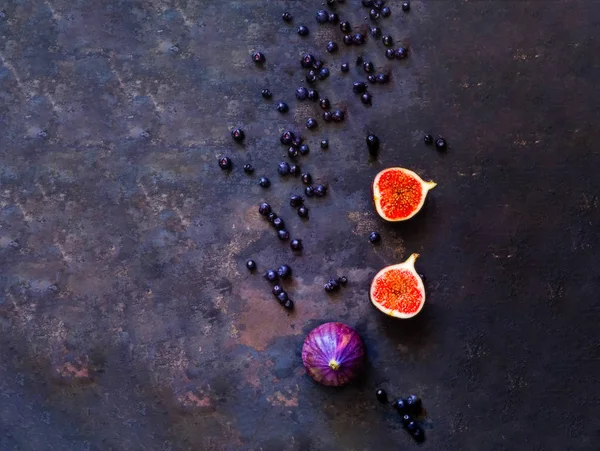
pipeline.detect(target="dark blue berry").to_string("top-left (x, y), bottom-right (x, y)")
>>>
top-left (366, 134), bottom-right (379, 155)
top-left (278, 161), bottom-right (291, 175)
top-left (395, 47), bottom-right (408, 59)
top-left (395, 398), bottom-right (408, 412)
top-left (328, 12), bottom-right (339, 24)
top-left (318, 67), bottom-right (330, 80)
top-left (272, 284), bottom-right (283, 296)
top-left (424, 134), bottom-right (433, 144)
top-left (340, 21), bottom-right (351, 32)
top-left (381, 6), bottom-right (391, 17)
top-left (243, 164), bottom-right (254, 174)
top-left (306, 118), bottom-right (318, 130)
top-left (406, 395), bottom-right (422, 412)
top-left (219, 156), bottom-right (232, 170)
top-left (283, 299), bottom-right (294, 310)
top-left (277, 264), bottom-right (292, 279)
top-left (411, 427), bottom-right (424, 443)
top-left (305, 186), bottom-right (315, 197)
top-left (401, 414), bottom-right (413, 427)
top-left (332, 110), bottom-right (344, 122)
top-left (301, 173), bottom-right (312, 184)
top-left (278, 229), bottom-right (290, 240)
top-left (288, 146), bottom-right (299, 159)
top-left (301, 53), bottom-right (315, 68)
top-left (363, 61), bottom-right (374, 73)
top-left (306, 70), bottom-right (317, 84)
top-left (435, 138), bottom-right (447, 150)
top-left (361, 92), bottom-right (372, 105)
top-left (289, 194), bottom-right (304, 207)
top-left (276, 101), bottom-right (289, 113)
top-left (316, 10), bottom-right (329, 24)
top-left (280, 130), bottom-right (295, 145)
top-left (375, 0), bottom-right (385, 8)
top-left (282, 12), bottom-right (292, 22)
top-left (343, 34), bottom-right (353, 45)
top-left (292, 136), bottom-right (303, 148)
top-left (341, 62), bottom-right (349, 72)
top-left (323, 111), bottom-right (333, 122)
top-left (261, 89), bottom-right (272, 98)
top-left (352, 33), bottom-right (365, 45)
top-left (298, 206), bottom-right (309, 219)
top-left (296, 87), bottom-right (308, 100)
top-left (297, 25), bottom-right (309, 36)
top-left (314, 184), bottom-right (327, 197)
top-left (369, 8), bottom-right (380, 20)
top-left (328, 278), bottom-right (340, 290)
top-left (376, 73), bottom-right (390, 84)
top-left (369, 231), bottom-right (381, 243)
top-left (320, 139), bottom-right (329, 149)
top-left (264, 270), bottom-right (278, 283)
top-left (299, 144), bottom-right (310, 155)
top-left (319, 98), bottom-right (331, 110)
top-left (290, 165), bottom-right (301, 176)
top-left (385, 48), bottom-right (395, 59)
top-left (406, 421), bottom-right (417, 432)
top-left (368, 74), bottom-right (377, 84)
top-left (382, 35), bottom-right (393, 46)
top-left (290, 239), bottom-right (303, 251)
top-left (277, 291), bottom-right (289, 303)
top-left (353, 81), bottom-right (367, 94)
top-left (313, 60), bottom-right (324, 70)
top-left (231, 128), bottom-right (245, 142)
top-left (267, 212), bottom-right (278, 223)
top-left (326, 41), bottom-right (338, 53)
top-left (246, 260), bottom-right (256, 271)
top-left (273, 217), bottom-right (285, 230)
top-left (258, 202), bottom-right (271, 216)
top-left (402, 1), bottom-right (410, 12)
top-left (370, 27), bottom-right (382, 38)
top-left (338, 276), bottom-right (348, 285)
top-left (252, 52), bottom-right (265, 64)
top-left (307, 89), bottom-right (319, 101)
top-left (259, 176), bottom-right (270, 188)
top-left (376, 389), bottom-right (388, 404)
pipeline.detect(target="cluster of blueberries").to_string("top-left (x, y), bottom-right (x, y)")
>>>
top-left (376, 388), bottom-right (427, 442)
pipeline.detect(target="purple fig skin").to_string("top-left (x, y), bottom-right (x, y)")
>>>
top-left (302, 322), bottom-right (365, 386)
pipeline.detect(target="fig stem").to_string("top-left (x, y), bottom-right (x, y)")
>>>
top-left (328, 359), bottom-right (340, 371)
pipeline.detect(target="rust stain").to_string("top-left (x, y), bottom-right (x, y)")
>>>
top-left (267, 388), bottom-right (299, 408)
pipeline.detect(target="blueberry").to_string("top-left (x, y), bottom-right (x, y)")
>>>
top-left (305, 186), bottom-right (315, 197)
top-left (301, 173), bottom-right (312, 184)
top-left (258, 176), bottom-right (270, 188)
top-left (288, 147), bottom-right (299, 159)
top-left (289, 194), bottom-right (304, 207)
top-left (276, 101), bottom-right (289, 113)
top-left (264, 270), bottom-right (278, 283)
top-left (267, 212), bottom-right (278, 223)
top-left (363, 61), bottom-right (374, 73)
top-left (313, 60), bottom-right (324, 70)
top-left (406, 395), bottom-right (422, 412)
top-left (366, 134), bottom-right (380, 155)
top-left (323, 111), bottom-right (333, 122)
top-left (278, 229), bottom-right (290, 240)
top-left (277, 161), bottom-right (290, 175)
top-left (296, 86), bottom-right (308, 100)
top-left (307, 89), bottom-right (319, 101)
top-left (258, 202), bottom-right (272, 216)
top-left (332, 110), bottom-right (344, 122)
top-left (261, 89), bottom-right (272, 99)
top-left (283, 299), bottom-right (294, 310)
top-left (374, 0), bottom-right (385, 8)
top-left (328, 12), bottom-right (339, 24)
top-left (369, 231), bottom-right (381, 243)
top-left (318, 67), bottom-right (330, 80)
top-left (319, 98), bottom-right (331, 110)
top-left (361, 92), bottom-right (372, 105)
top-left (382, 35), bottom-right (393, 46)
top-left (299, 144), bottom-right (310, 155)
top-left (401, 414), bottom-right (413, 427)
top-left (341, 62), bottom-right (349, 72)
top-left (252, 52), bottom-right (265, 64)
top-left (297, 25), bottom-right (309, 36)
top-left (340, 21), bottom-right (351, 32)
top-left (329, 278), bottom-right (340, 290)
top-left (306, 70), bottom-right (317, 84)
top-left (301, 53), bottom-right (315, 68)
top-left (385, 48), bottom-right (395, 59)
top-left (320, 139), bottom-right (329, 149)
top-left (277, 291), bottom-right (289, 303)
top-left (277, 264), bottom-right (292, 279)
top-left (376, 389), bottom-right (388, 404)
top-left (395, 47), bottom-right (408, 59)
top-left (435, 138), bottom-right (447, 150)
top-left (281, 130), bottom-right (295, 145)
top-left (298, 205), bottom-right (309, 219)
top-left (406, 421), bottom-right (417, 432)
top-left (411, 427), bottom-right (425, 443)
top-left (395, 398), bottom-right (408, 412)
top-left (367, 74), bottom-right (377, 84)
top-left (369, 8), bottom-right (380, 20)
top-left (218, 156), bottom-right (232, 170)
top-left (290, 239), bottom-right (303, 251)
top-left (352, 33), bottom-right (365, 45)
top-left (243, 163), bottom-right (254, 174)
top-left (272, 285), bottom-right (283, 296)
top-left (306, 118), bottom-right (318, 130)
top-left (326, 41), bottom-right (338, 53)
top-left (282, 12), bottom-right (292, 22)
top-left (338, 276), bottom-right (348, 285)
top-left (424, 134), bottom-right (433, 145)
top-left (381, 6), bottom-right (391, 17)
top-left (290, 164), bottom-right (301, 176)
top-left (314, 184), bottom-right (327, 197)
top-left (402, 1), bottom-right (410, 12)
top-left (353, 81), bottom-right (367, 94)
top-left (316, 9), bottom-right (329, 24)
top-left (376, 73), bottom-right (390, 84)
top-left (292, 136), bottom-right (303, 148)
top-left (370, 27), bottom-right (382, 38)
top-left (343, 34), bottom-right (353, 45)
top-left (273, 217), bottom-right (285, 230)
top-left (246, 260), bottom-right (256, 271)
top-left (324, 282), bottom-right (335, 293)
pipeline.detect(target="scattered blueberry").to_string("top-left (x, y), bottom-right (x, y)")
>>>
top-left (369, 8), bottom-right (380, 20)
top-left (314, 184), bottom-right (327, 197)
top-left (338, 276), bottom-right (348, 285)
top-left (313, 60), bottom-right (324, 70)
top-left (278, 161), bottom-right (291, 175)
top-left (326, 41), bottom-right (338, 53)
top-left (297, 25), bottom-right (309, 36)
top-left (435, 138), bottom-right (447, 150)
top-left (382, 35), bottom-right (393, 47)
top-left (305, 186), bottom-right (315, 197)
top-left (301, 173), bottom-right (312, 184)
top-left (272, 285), bottom-right (284, 296)
top-left (343, 34), bottom-right (353, 45)
top-left (323, 111), bottom-right (333, 122)
top-left (332, 110), bottom-right (344, 122)
top-left (424, 134), bottom-right (433, 145)
top-left (406, 421), bottom-right (417, 432)
top-left (306, 118), bottom-right (318, 130)
top-left (296, 87), bottom-right (308, 100)
top-left (264, 270), bottom-right (278, 283)
top-left (301, 53), bottom-right (315, 68)
top-left (328, 12), bottom-right (339, 24)
top-left (363, 61), bottom-right (375, 73)
top-left (320, 139), bottom-right (329, 149)
top-left (376, 389), bottom-right (388, 404)
top-left (340, 21), bottom-right (351, 32)
top-left (352, 33), bottom-right (365, 45)
top-left (376, 73), bottom-right (390, 84)
top-left (277, 291), bottom-right (289, 303)
top-left (395, 47), bottom-right (408, 59)
top-left (273, 217), bottom-right (285, 230)
top-left (277, 264), bottom-right (292, 279)
top-left (306, 70), bottom-right (317, 84)
top-left (374, 0), bottom-right (385, 8)
top-left (319, 98), bottom-right (331, 110)
top-left (369, 231), bottom-right (381, 243)
top-left (318, 67), bottom-right (330, 80)
top-left (246, 260), bottom-right (257, 271)
top-left (406, 395), bottom-right (422, 412)
top-left (267, 212), bottom-right (278, 223)
top-left (307, 89), bottom-right (319, 101)
top-left (370, 27), bottom-right (382, 38)
top-left (289, 194), bottom-right (304, 208)
top-left (259, 176), bottom-right (271, 188)
top-left (395, 398), bottom-right (408, 412)
top-left (366, 134), bottom-right (380, 155)
top-left (367, 74), bottom-right (377, 84)
top-left (341, 62), bottom-right (350, 72)
top-left (298, 206), bottom-right (309, 219)
top-left (283, 299), bottom-right (294, 310)
top-left (325, 278), bottom-right (340, 292)
top-left (290, 164), bottom-right (301, 176)
top-left (276, 101), bottom-right (289, 113)
top-left (290, 239), bottom-right (303, 251)
top-left (282, 12), bottom-right (292, 22)
top-left (292, 136), bottom-right (303, 148)
top-left (381, 6), bottom-right (391, 17)
top-left (411, 427), bottom-right (425, 443)
top-left (353, 81), bottom-right (367, 94)
top-left (281, 130), bottom-right (295, 145)
top-left (278, 229), bottom-right (290, 240)
top-left (299, 144), bottom-right (310, 155)
top-left (401, 414), bottom-right (413, 427)
top-left (218, 156), bottom-right (232, 170)
top-left (261, 89), bottom-right (272, 99)
top-left (243, 163), bottom-right (254, 174)
top-left (252, 52), bottom-right (265, 64)
top-left (288, 147), bottom-right (299, 159)
top-left (402, 1), bottom-right (410, 12)
top-left (361, 92), bottom-right (372, 105)
top-left (258, 202), bottom-right (272, 216)
top-left (316, 9), bottom-right (329, 24)
top-left (385, 48), bottom-right (395, 59)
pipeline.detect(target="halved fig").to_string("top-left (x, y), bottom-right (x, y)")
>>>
top-left (373, 167), bottom-right (437, 221)
top-left (370, 253), bottom-right (425, 319)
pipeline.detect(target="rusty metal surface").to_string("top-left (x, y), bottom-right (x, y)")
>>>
top-left (1, 1), bottom-right (600, 450)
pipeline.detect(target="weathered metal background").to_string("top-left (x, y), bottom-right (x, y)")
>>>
top-left (1, 1), bottom-right (599, 450)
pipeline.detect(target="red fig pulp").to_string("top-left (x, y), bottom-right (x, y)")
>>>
top-left (302, 322), bottom-right (365, 387)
